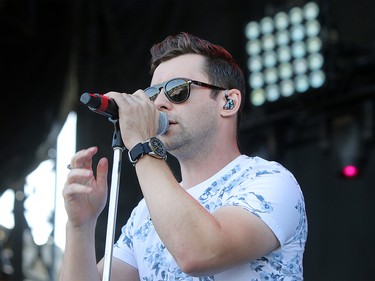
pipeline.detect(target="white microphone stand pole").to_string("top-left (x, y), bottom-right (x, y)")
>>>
top-left (102, 119), bottom-right (124, 281)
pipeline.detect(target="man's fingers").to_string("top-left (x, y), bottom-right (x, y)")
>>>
top-left (69, 146), bottom-right (98, 169)
top-left (65, 168), bottom-right (93, 185)
top-left (63, 183), bottom-right (93, 198)
top-left (96, 157), bottom-right (108, 187)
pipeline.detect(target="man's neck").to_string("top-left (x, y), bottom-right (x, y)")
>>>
top-left (178, 144), bottom-right (241, 190)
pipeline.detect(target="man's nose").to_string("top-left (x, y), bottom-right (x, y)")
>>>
top-left (153, 88), bottom-right (171, 109)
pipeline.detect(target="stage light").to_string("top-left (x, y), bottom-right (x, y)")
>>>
top-left (279, 62), bottom-right (293, 79)
top-left (251, 88), bottom-right (266, 106)
top-left (290, 24), bottom-right (305, 41)
top-left (295, 74), bottom-right (309, 92)
top-left (249, 72), bottom-right (264, 88)
top-left (248, 55), bottom-right (263, 72)
top-left (277, 46), bottom-right (292, 62)
top-left (308, 53), bottom-right (324, 70)
top-left (274, 12), bottom-right (289, 30)
top-left (280, 79), bottom-right (294, 97)
top-left (262, 34), bottom-right (276, 50)
top-left (245, 22), bottom-right (260, 39)
top-left (263, 51), bottom-right (277, 68)
top-left (289, 7), bottom-right (304, 24)
top-left (265, 68), bottom-right (278, 84)
top-left (332, 115), bottom-right (363, 179)
top-left (292, 42), bottom-right (307, 58)
top-left (245, 1), bottom-right (326, 107)
top-left (246, 40), bottom-right (261, 56)
top-left (303, 2), bottom-right (319, 20)
top-left (307, 36), bottom-right (322, 53)
top-left (306, 20), bottom-right (320, 37)
top-left (310, 70), bottom-right (325, 88)
top-left (342, 165), bottom-right (359, 178)
top-left (276, 30), bottom-right (290, 46)
top-left (266, 84), bottom-right (280, 102)
top-left (260, 17), bottom-right (274, 34)
top-left (293, 58), bottom-right (308, 74)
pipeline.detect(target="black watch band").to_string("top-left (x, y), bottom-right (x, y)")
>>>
top-left (128, 142), bottom-right (150, 164)
top-left (128, 137), bottom-right (167, 166)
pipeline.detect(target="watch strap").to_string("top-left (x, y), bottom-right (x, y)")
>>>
top-left (128, 142), bottom-right (151, 165)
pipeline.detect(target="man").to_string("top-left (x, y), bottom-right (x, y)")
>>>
top-left (59, 32), bottom-right (307, 280)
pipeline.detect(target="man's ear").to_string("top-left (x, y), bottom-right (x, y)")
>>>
top-left (221, 89), bottom-right (241, 117)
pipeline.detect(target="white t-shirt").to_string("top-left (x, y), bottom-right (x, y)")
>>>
top-left (113, 155), bottom-right (308, 280)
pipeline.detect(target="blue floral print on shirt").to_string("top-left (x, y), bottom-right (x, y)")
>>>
top-left (114, 156), bottom-right (307, 280)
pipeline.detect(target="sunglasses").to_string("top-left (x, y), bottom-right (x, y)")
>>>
top-left (144, 78), bottom-right (226, 104)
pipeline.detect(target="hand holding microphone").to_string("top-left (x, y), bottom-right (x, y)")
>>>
top-left (80, 93), bottom-right (169, 135)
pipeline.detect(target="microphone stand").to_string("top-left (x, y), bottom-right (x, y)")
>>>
top-left (102, 118), bottom-right (125, 281)
top-left (80, 92), bottom-right (167, 280)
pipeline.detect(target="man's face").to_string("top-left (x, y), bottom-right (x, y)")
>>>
top-left (150, 54), bottom-right (221, 158)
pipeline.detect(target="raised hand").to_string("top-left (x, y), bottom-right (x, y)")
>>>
top-left (63, 146), bottom-right (108, 227)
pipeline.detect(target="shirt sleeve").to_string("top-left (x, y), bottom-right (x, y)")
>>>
top-left (112, 206), bottom-right (138, 269)
top-left (224, 164), bottom-right (305, 246)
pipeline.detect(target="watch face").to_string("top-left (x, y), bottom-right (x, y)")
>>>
top-left (149, 137), bottom-right (167, 158)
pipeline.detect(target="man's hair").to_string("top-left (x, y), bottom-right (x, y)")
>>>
top-left (150, 32), bottom-right (246, 127)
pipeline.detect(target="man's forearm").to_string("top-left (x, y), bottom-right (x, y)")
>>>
top-left (59, 222), bottom-right (101, 281)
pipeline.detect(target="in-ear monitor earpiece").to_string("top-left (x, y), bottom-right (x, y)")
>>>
top-left (224, 92), bottom-right (235, 110)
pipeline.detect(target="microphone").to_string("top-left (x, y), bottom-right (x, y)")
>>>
top-left (80, 93), bottom-right (169, 135)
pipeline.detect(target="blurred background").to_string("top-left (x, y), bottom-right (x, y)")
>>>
top-left (1, 0), bottom-right (374, 280)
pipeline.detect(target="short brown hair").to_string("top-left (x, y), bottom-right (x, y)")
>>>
top-left (150, 32), bottom-right (246, 126)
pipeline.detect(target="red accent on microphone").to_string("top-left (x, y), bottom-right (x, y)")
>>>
top-left (98, 94), bottom-right (109, 111)
top-left (80, 92), bottom-right (169, 135)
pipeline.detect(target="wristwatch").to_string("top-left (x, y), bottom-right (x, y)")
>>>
top-left (128, 137), bottom-right (167, 166)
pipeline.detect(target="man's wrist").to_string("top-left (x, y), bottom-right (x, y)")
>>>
top-left (128, 137), bottom-right (167, 166)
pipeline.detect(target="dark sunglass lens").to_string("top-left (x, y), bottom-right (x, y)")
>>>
top-left (144, 87), bottom-right (160, 101)
top-left (166, 79), bottom-right (189, 103)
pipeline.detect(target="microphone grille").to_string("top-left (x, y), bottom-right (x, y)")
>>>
top-left (157, 112), bottom-right (169, 135)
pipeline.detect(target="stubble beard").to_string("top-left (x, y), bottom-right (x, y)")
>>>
top-left (160, 117), bottom-right (218, 162)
